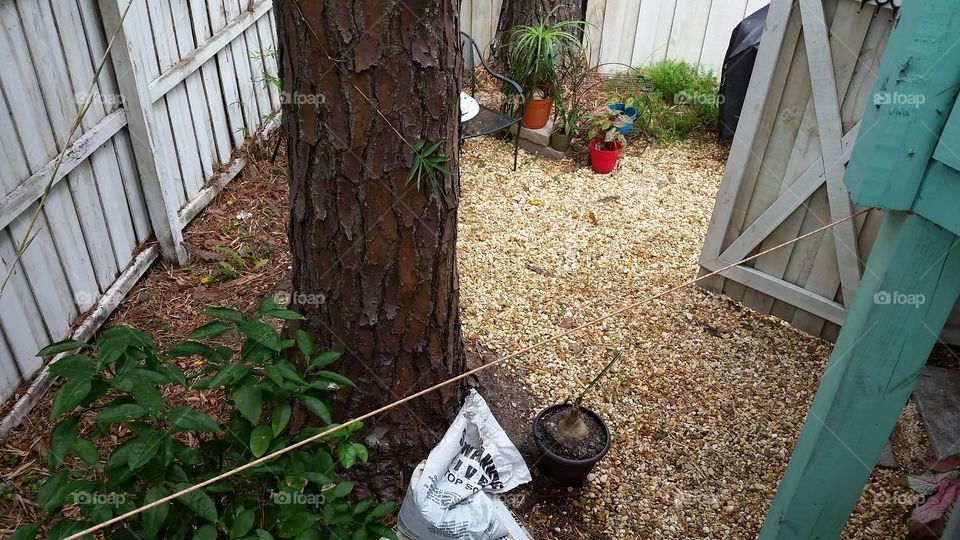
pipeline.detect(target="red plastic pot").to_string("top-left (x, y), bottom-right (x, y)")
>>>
top-left (589, 139), bottom-right (623, 174)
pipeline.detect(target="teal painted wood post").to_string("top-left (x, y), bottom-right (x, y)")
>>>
top-left (759, 212), bottom-right (960, 539)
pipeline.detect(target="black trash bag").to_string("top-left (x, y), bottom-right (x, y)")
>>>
top-left (717, 5), bottom-right (769, 140)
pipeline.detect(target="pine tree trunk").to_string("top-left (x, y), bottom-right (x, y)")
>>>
top-left (274, 0), bottom-right (464, 499)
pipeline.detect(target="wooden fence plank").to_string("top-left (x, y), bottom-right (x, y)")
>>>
top-left (584, 0), bottom-right (606, 67)
top-left (209, 0), bottom-right (248, 148)
top-left (170, 0), bottom-right (217, 181)
top-left (698, 0), bottom-right (749, 74)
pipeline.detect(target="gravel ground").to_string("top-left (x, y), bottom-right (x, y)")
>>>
top-left (457, 136), bottom-right (924, 539)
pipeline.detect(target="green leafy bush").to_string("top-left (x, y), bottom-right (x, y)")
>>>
top-left (12, 297), bottom-right (396, 540)
top-left (642, 60), bottom-right (720, 143)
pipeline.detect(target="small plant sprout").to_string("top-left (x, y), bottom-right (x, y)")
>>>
top-left (558, 350), bottom-right (622, 443)
top-left (406, 138), bottom-right (450, 208)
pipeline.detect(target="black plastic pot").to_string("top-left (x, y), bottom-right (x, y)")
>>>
top-left (532, 404), bottom-right (610, 485)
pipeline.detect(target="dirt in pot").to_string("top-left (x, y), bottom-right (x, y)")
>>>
top-left (535, 405), bottom-right (606, 460)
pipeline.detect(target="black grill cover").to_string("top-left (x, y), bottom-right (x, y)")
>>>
top-left (718, 5), bottom-right (770, 140)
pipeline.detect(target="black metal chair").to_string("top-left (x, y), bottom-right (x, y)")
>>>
top-left (460, 31), bottom-right (523, 171)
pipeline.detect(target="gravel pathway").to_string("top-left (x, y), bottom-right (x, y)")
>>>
top-left (457, 137), bottom-right (922, 539)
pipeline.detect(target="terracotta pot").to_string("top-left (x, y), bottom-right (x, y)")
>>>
top-left (589, 139), bottom-right (623, 174)
top-left (521, 97), bottom-right (555, 129)
top-left (551, 131), bottom-right (572, 152)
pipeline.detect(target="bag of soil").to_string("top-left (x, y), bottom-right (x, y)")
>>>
top-left (397, 389), bottom-right (532, 540)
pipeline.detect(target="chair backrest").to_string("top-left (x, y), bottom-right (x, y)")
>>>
top-left (460, 32), bottom-right (479, 95)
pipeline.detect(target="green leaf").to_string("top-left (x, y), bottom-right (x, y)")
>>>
top-left (276, 361), bottom-right (305, 383)
top-left (312, 370), bottom-right (357, 389)
top-left (194, 524), bottom-right (217, 540)
top-left (352, 529), bottom-right (368, 540)
top-left (298, 395), bottom-right (331, 424)
top-left (353, 443), bottom-right (369, 463)
top-left (236, 320), bottom-right (283, 351)
top-left (201, 307), bottom-right (244, 321)
top-left (49, 416), bottom-right (79, 469)
top-left (35, 470), bottom-right (68, 512)
top-left (278, 512), bottom-right (318, 538)
top-left (309, 351), bottom-right (340, 368)
top-left (46, 520), bottom-right (91, 540)
top-left (96, 337), bottom-right (130, 366)
top-left (167, 407), bottom-right (221, 433)
top-left (95, 404), bottom-right (147, 423)
top-left (172, 484), bottom-right (218, 522)
top-left (272, 401), bottom-right (291, 436)
top-left (158, 365), bottom-right (188, 387)
top-left (37, 339), bottom-right (90, 357)
top-left (142, 485), bottom-right (169, 538)
top-left (368, 525), bottom-right (399, 540)
top-left (50, 378), bottom-right (92, 419)
top-left (249, 425), bottom-right (273, 457)
top-left (230, 507), bottom-right (256, 538)
top-left (71, 438), bottom-right (98, 466)
top-left (353, 499), bottom-right (372, 515)
top-left (188, 321), bottom-right (233, 341)
top-left (331, 481), bottom-right (353, 499)
top-left (127, 430), bottom-right (166, 470)
top-left (168, 341), bottom-right (224, 361)
top-left (264, 310), bottom-right (305, 321)
top-left (7, 523), bottom-right (41, 540)
top-left (258, 296), bottom-right (279, 315)
top-left (101, 325), bottom-right (156, 349)
top-left (255, 530), bottom-right (275, 540)
top-left (338, 443), bottom-right (357, 469)
top-left (232, 382), bottom-right (263, 424)
top-left (370, 500), bottom-right (396, 518)
top-left (48, 355), bottom-right (97, 379)
top-left (295, 330), bottom-right (314, 356)
top-left (130, 382), bottom-right (164, 412)
top-left (195, 364), bottom-right (250, 389)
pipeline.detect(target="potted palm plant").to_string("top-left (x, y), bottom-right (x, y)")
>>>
top-left (503, 10), bottom-right (585, 130)
top-left (587, 106), bottom-right (630, 174)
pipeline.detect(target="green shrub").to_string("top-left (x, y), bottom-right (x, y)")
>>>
top-left (11, 297), bottom-right (396, 540)
top-left (643, 59), bottom-right (720, 143)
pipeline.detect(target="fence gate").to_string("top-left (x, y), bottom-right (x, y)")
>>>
top-left (699, 0), bottom-right (960, 343)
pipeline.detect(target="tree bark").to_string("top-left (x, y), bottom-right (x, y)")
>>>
top-left (274, 0), bottom-right (464, 499)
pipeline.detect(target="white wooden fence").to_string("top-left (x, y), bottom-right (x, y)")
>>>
top-left (460, 0), bottom-right (770, 74)
top-left (698, 0), bottom-right (960, 343)
top-left (0, 0), bottom-right (278, 409)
